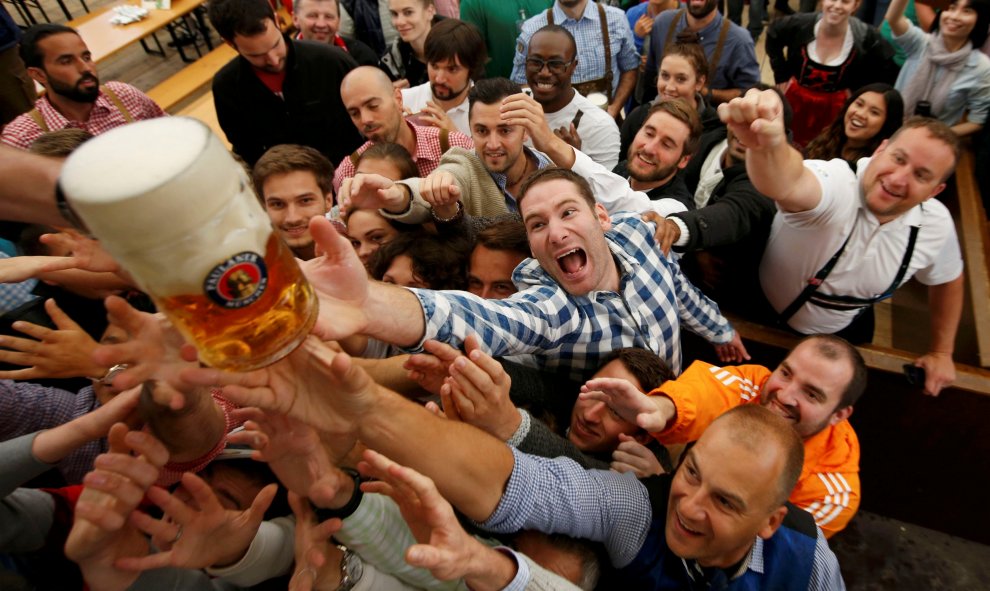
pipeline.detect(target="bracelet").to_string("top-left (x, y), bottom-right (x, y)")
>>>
top-left (431, 200), bottom-right (463, 223)
top-left (383, 184), bottom-right (413, 216)
top-left (311, 468), bottom-right (364, 520)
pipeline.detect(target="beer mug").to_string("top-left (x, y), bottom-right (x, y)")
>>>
top-left (58, 117), bottom-right (318, 371)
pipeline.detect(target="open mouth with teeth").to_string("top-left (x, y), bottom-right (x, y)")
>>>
top-left (557, 247), bottom-right (588, 277)
top-left (674, 512), bottom-right (704, 537)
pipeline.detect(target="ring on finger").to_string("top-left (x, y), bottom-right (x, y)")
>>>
top-left (171, 524), bottom-right (184, 544)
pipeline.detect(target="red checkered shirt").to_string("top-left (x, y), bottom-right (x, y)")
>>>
top-left (332, 120), bottom-right (474, 192)
top-left (1, 81), bottom-right (166, 150)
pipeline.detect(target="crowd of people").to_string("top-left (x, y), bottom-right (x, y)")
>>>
top-left (0, 0), bottom-right (987, 588)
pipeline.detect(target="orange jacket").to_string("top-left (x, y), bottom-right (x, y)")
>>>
top-left (649, 361), bottom-right (860, 537)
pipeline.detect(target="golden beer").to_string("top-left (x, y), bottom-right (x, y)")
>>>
top-left (59, 118), bottom-right (318, 370)
top-left (158, 234), bottom-right (317, 370)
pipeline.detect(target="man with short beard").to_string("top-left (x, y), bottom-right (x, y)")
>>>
top-left (400, 18), bottom-right (488, 137)
top-left (643, 0), bottom-right (760, 105)
top-left (1, 24), bottom-right (165, 150)
top-left (613, 100), bottom-right (699, 210)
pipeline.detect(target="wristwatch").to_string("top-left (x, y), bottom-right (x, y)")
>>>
top-left (335, 544), bottom-right (364, 591)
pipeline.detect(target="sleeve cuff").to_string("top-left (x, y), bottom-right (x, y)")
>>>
top-left (668, 215), bottom-right (691, 248)
top-left (506, 409), bottom-right (532, 447)
top-left (494, 547), bottom-right (530, 591)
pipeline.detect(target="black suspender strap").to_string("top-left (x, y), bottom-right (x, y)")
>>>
top-left (779, 221), bottom-right (921, 323)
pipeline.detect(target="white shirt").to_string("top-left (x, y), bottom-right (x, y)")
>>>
top-left (694, 139), bottom-right (729, 209)
top-left (570, 148), bottom-right (687, 218)
top-left (400, 81), bottom-right (472, 137)
top-left (542, 90), bottom-right (621, 171)
top-left (760, 157), bottom-right (963, 334)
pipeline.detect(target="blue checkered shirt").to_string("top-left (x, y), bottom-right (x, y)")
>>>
top-left (409, 214), bottom-right (733, 378)
top-left (482, 448), bottom-right (845, 590)
top-left (510, 1), bottom-right (640, 97)
top-left (0, 252), bottom-right (39, 315)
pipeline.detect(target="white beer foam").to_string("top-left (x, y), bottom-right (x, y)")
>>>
top-left (61, 118), bottom-right (272, 297)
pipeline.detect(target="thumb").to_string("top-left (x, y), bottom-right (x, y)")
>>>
top-left (45, 298), bottom-right (82, 330)
top-left (616, 432), bottom-right (635, 443)
top-left (405, 544), bottom-right (446, 571)
top-left (247, 483), bottom-right (278, 522)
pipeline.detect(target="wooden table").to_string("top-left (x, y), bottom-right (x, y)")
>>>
top-left (69, 0), bottom-right (212, 64)
top-left (177, 91), bottom-right (229, 149)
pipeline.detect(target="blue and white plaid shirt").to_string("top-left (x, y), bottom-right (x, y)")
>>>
top-left (409, 214), bottom-right (733, 379)
top-left (482, 448), bottom-right (845, 590)
top-left (510, 1), bottom-right (640, 97)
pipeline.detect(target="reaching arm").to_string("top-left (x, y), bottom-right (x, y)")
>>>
top-left (885, 0), bottom-right (912, 36)
top-left (719, 89), bottom-right (823, 212)
top-left (914, 273), bottom-right (963, 396)
top-left (608, 69), bottom-right (638, 119)
top-left (0, 146), bottom-right (66, 226)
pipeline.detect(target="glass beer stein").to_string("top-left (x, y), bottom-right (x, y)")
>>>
top-left (58, 117), bottom-right (318, 371)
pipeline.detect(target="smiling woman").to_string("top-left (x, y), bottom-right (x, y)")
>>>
top-left (805, 83), bottom-right (905, 166)
top-left (379, 0), bottom-right (441, 88)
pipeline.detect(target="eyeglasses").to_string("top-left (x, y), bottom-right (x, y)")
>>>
top-left (525, 57), bottom-right (575, 74)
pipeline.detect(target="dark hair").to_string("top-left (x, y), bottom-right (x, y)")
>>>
top-left (930, 0), bottom-right (990, 48)
top-left (253, 144), bottom-right (335, 199)
top-left (797, 334), bottom-right (868, 410)
top-left (468, 77), bottom-right (522, 118)
top-left (201, 459), bottom-right (292, 521)
top-left (805, 83), bottom-right (904, 162)
top-left (517, 167), bottom-right (596, 212)
top-left (28, 128), bottom-right (93, 157)
top-left (662, 41), bottom-right (709, 87)
top-left (424, 19), bottom-right (488, 81)
top-left (531, 24), bottom-right (578, 59)
top-left (645, 99), bottom-right (703, 157)
top-left (356, 142), bottom-right (418, 180)
top-left (597, 348), bottom-right (672, 393)
top-left (369, 231), bottom-right (471, 290)
top-left (19, 24), bottom-right (79, 68)
top-left (474, 217), bottom-right (530, 259)
top-left (207, 0), bottom-right (275, 43)
top-left (888, 116), bottom-right (961, 179)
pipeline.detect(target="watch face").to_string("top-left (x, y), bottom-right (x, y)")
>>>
top-left (343, 550), bottom-right (364, 585)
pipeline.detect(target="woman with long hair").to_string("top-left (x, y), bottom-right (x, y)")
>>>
top-left (887, 0), bottom-right (990, 136)
top-left (805, 83), bottom-right (905, 166)
top-left (379, 0), bottom-right (441, 89)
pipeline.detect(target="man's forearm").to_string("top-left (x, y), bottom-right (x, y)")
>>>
top-left (359, 389), bottom-right (513, 521)
top-left (609, 70), bottom-right (638, 115)
top-left (928, 274), bottom-right (964, 355)
top-left (139, 384), bottom-right (225, 463)
top-left (0, 146), bottom-right (65, 226)
top-left (745, 139), bottom-right (811, 207)
top-left (363, 282), bottom-right (428, 348)
top-left (710, 88), bottom-right (743, 105)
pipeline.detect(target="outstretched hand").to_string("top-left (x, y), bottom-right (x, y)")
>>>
top-left (300, 216), bottom-right (372, 342)
top-left (441, 334), bottom-right (521, 441)
top-left (714, 331), bottom-right (750, 364)
top-left (181, 336), bottom-right (379, 451)
top-left (580, 377), bottom-right (674, 433)
top-left (0, 298), bottom-right (104, 380)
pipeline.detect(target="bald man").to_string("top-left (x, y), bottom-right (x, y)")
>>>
top-left (333, 65), bottom-right (473, 192)
top-left (208, 0), bottom-right (364, 166)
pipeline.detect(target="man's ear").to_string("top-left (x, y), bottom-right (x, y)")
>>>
top-left (26, 66), bottom-right (46, 86)
top-left (677, 153), bottom-right (691, 170)
top-left (595, 202), bottom-right (611, 232)
top-left (872, 138), bottom-right (889, 157)
top-left (926, 182), bottom-right (947, 201)
top-left (828, 405), bottom-right (853, 427)
top-left (324, 192), bottom-right (334, 210)
top-left (758, 505), bottom-right (788, 540)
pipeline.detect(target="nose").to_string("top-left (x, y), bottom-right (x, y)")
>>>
top-left (285, 203), bottom-right (305, 224)
top-left (358, 242), bottom-right (375, 261)
top-left (677, 485), bottom-right (706, 521)
top-left (584, 402), bottom-right (606, 424)
top-left (775, 383), bottom-right (799, 407)
top-left (266, 50), bottom-right (280, 68)
top-left (479, 284), bottom-right (493, 299)
top-left (485, 133), bottom-right (501, 150)
top-left (547, 218), bottom-right (569, 244)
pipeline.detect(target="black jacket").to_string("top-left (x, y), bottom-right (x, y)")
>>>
top-left (212, 38), bottom-right (364, 167)
top-left (766, 12), bottom-right (898, 89)
top-left (613, 160), bottom-right (695, 211)
top-left (670, 128), bottom-right (776, 309)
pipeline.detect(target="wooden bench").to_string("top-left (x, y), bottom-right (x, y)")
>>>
top-left (176, 91), bottom-right (228, 149)
top-left (954, 149), bottom-right (990, 367)
top-left (146, 45), bottom-right (237, 112)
